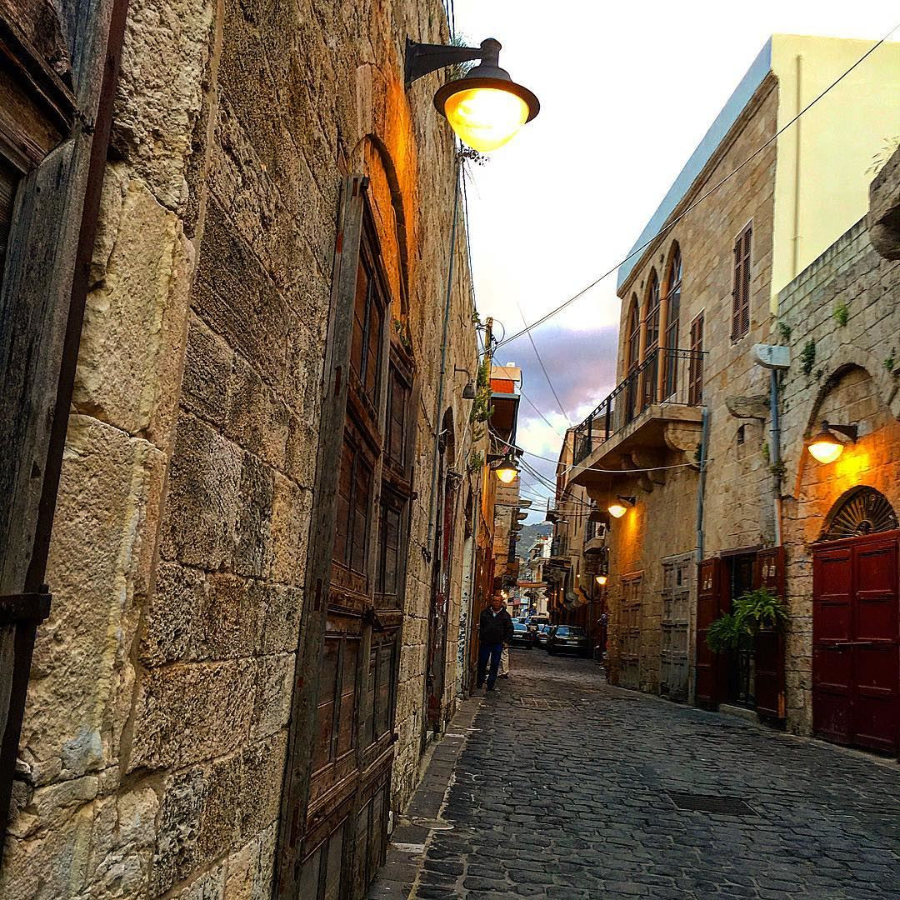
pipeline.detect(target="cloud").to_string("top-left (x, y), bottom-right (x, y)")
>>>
top-left (499, 324), bottom-right (619, 524)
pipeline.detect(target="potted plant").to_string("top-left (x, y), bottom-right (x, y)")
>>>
top-left (706, 587), bottom-right (788, 654)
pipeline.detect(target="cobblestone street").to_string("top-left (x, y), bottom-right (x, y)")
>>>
top-left (383, 648), bottom-right (900, 899)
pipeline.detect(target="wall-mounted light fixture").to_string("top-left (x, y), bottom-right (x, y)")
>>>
top-left (455, 366), bottom-right (476, 400)
top-left (807, 421), bottom-right (858, 464)
top-left (405, 37), bottom-right (540, 152)
top-left (607, 496), bottom-right (636, 519)
top-left (595, 574), bottom-right (608, 587)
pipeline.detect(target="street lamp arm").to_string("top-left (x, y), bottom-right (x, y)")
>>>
top-left (405, 38), bottom-right (500, 86)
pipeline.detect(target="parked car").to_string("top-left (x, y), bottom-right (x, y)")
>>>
top-left (546, 625), bottom-right (590, 657)
top-left (525, 615), bottom-right (550, 634)
top-left (534, 624), bottom-right (552, 648)
top-left (510, 621), bottom-right (535, 649)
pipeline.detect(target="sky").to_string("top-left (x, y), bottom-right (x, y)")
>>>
top-left (451, 0), bottom-right (898, 523)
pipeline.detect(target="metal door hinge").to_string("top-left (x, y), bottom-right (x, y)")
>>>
top-left (0, 586), bottom-right (52, 625)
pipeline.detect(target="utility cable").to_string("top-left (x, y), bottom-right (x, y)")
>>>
top-left (497, 22), bottom-right (900, 349)
top-left (517, 300), bottom-right (572, 426)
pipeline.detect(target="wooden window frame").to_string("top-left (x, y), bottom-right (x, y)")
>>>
top-left (688, 312), bottom-right (704, 406)
top-left (731, 222), bottom-right (752, 341)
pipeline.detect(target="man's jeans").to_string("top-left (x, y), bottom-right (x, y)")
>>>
top-left (477, 642), bottom-right (503, 690)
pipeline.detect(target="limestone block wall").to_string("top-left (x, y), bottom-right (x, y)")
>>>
top-left (776, 157), bottom-right (900, 735)
top-left (1, 0), bottom-right (477, 895)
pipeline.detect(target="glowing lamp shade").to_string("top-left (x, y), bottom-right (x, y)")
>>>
top-left (442, 86), bottom-right (530, 153)
top-left (595, 574), bottom-right (608, 587)
top-left (495, 464), bottom-right (518, 484)
top-left (808, 431), bottom-right (844, 465)
top-left (608, 503), bottom-right (628, 519)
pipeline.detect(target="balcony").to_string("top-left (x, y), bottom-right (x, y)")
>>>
top-left (570, 347), bottom-right (705, 486)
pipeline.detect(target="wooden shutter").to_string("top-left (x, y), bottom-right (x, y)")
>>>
top-left (276, 175), bottom-right (369, 897)
top-left (0, 0), bottom-right (128, 846)
top-left (731, 225), bottom-right (752, 340)
top-left (753, 547), bottom-right (786, 719)
top-left (695, 557), bottom-right (726, 706)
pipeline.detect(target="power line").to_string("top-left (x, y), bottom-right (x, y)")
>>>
top-left (518, 300), bottom-right (573, 426)
top-left (497, 23), bottom-right (900, 350)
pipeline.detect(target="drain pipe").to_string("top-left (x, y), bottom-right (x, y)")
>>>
top-left (695, 407), bottom-right (710, 563)
top-left (770, 368), bottom-right (783, 546)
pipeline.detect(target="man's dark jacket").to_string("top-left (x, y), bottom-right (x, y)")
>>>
top-left (479, 606), bottom-right (514, 645)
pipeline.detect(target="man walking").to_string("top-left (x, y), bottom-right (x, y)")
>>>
top-left (476, 593), bottom-right (514, 693)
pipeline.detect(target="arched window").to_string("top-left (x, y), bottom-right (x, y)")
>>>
top-left (664, 246), bottom-right (682, 350)
top-left (663, 246), bottom-right (682, 398)
top-left (627, 296), bottom-right (640, 370)
top-left (642, 271), bottom-right (661, 408)
top-left (644, 270), bottom-right (661, 351)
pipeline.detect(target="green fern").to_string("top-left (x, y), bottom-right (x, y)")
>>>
top-left (706, 587), bottom-right (788, 654)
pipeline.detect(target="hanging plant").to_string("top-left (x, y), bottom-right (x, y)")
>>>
top-left (706, 587), bottom-right (788, 654)
top-left (470, 357), bottom-right (493, 424)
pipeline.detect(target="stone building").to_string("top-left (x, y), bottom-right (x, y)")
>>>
top-left (775, 147), bottom-right (900, 748)
top-left (567, 35), bottom-right (900, 711)
top-left (0, 0), bottom-right (486, 897)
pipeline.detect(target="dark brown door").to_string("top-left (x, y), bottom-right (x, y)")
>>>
top-left (813, 533), bottom-right (899, 753)
top-left (754, 547), bottom-right (786, 719)
top-left (277, 180), bottom-right (414, 899)
top-left (696, 557), bottom-right (726, 706)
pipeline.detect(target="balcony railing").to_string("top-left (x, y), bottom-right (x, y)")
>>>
top-left (573, 347), bottom-right (705, 464)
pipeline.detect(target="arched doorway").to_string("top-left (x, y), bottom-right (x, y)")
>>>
top-left (813, 487), bottom-right (899, 753)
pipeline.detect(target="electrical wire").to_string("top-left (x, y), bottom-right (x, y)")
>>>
top-left (517, 300), bottom-right (573, 426)
top-left (496, 22), bottom-right (900, 350)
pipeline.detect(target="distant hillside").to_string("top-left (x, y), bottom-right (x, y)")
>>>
top-left (516, 521), bottom-right (551, 558)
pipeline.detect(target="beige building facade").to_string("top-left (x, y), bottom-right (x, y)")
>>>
top-left (0, 0), bottom-right (483, 897)
top-left (569, 36), bottom-right (900, 735)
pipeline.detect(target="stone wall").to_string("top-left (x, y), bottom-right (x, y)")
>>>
top-left (0, 0), bottom-right (478, 895)
top-left (776, 148), bottom-right (900, 735)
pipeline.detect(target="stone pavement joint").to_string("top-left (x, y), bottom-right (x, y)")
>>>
top-left (372, 648), bottom-right (900, 899)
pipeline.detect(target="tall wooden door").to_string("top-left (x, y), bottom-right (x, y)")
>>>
top-left (277, 178), bottom-right (416, 899)
top-left (696, 557), bottom-right (726, 706)
top-left (753, 547), bottom-right (786, 720)
top-left (813, 533), bottom-right (899, 753)
top-left (619, 573), bottom-right (642, 689)
top-left (660, 554), bottom-right (692, 701)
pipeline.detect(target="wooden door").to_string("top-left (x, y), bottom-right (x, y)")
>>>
top-left (619, 573), bottom-right (642, 689)
top-left (696, 557), bottom-right (726, 706)
top-left (0, 0), bottom-right (128, 846)
top-left (813, 533), bottom-right (899, 753)
top-left (660, 554), bottom-right (691, 701)
top-left (753, 547), bottom-right (786, 719)
top-left (277, 179), bottom-right (414, 899)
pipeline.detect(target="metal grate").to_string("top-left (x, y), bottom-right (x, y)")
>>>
top-left (666, 792), bottom-right (758, 817)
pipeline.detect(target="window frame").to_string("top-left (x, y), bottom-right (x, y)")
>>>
top-left (731, 222), bottom-right (752, 341)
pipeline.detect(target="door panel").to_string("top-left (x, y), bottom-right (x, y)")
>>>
top-left (813, 534), bottom-right (899, 753)
top-left (696, 557), bottom-right (725, 706)
top-left (813, 546), bottom-right (853, 744)
top-left (753, 547), bottom-right (785, 719)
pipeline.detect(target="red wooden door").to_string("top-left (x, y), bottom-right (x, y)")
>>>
top-left (813, 533), bottom-right (899, 753)
top-left (696, 557), bottom-right (726, 706)
top-left (754, 547), bottom-right (786, 719)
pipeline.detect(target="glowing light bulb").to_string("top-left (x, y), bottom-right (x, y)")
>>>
top-left (495, 465), bottom-right (518, 484)
top-left (808, 432), bottom-right (844, 464)
top-left (608, 503), bottom-right (627, 519)
top-left (595, 574), bottom-right (608, 586)
top-left (443, 87), bottom-right (530, 153)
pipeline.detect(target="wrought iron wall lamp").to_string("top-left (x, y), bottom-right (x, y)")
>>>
top-left (405, 37), bottom-right (540, 152)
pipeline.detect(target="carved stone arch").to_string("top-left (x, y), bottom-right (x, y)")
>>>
top-left (800, 350), bottom-right (898, 438)
top-left (662, 240), bottom-right (682, 295)
top-left (819, 485), bottom-right (898, 541)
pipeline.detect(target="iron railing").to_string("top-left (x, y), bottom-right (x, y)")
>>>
top-left (573, 347), bottom-right (706, 464)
